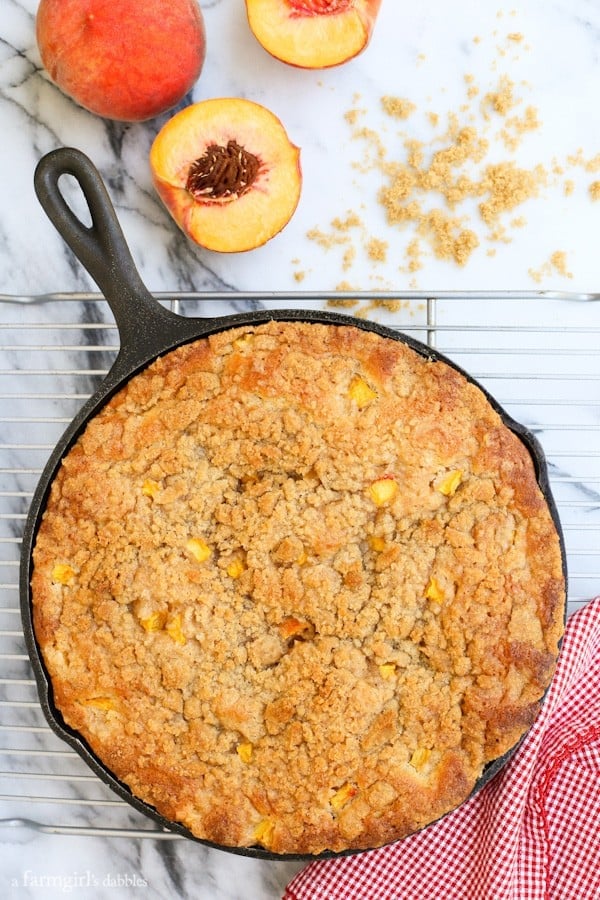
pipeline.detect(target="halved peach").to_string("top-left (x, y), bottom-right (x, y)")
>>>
top-left (246, 0), bottom-right (382, 69)
top-left (150, 98), bottom-right (302, 253)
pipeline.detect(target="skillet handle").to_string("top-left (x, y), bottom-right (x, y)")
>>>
top-left (34, 147), bottom-right (184, 348)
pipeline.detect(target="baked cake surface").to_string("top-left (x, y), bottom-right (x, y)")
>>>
top-left (31, 320), bottom-right (565, 854)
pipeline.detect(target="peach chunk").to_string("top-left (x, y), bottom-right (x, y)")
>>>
top-left (246, 0), bottom-right (382, 69)
top-left (150, 98), bottom-right (302, 253)
top-left (36, 0), bottom-right (206, 121)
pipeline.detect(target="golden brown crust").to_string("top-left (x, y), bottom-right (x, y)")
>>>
top-left (31, 320), bottom-right (565, 854)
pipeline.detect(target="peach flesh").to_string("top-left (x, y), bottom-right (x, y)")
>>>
top-left (246, 0), bottom-right (382, 69)
top-left (289, 0), bottom-right (353, 13)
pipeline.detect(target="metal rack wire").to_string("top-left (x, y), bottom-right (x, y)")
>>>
top-left (1, 291), bottom-right (599, 840)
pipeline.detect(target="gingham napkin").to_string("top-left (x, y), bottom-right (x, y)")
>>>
top-left (284, 597), bottom-right (600, 900)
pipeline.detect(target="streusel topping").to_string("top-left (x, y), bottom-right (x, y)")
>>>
top-left (31, 320), bottom-right (565, 854)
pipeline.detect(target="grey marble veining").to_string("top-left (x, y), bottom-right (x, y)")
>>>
top-left (1, 1), bottom-right (600, 898)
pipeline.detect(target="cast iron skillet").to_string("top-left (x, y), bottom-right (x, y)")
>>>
top-left (21, 147), bottom-right (567, 860)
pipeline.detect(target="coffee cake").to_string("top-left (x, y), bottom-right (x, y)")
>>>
top-left (30, 320), bottom-right (565, 854)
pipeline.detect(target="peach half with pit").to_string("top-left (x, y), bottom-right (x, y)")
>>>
top-left (149, 98), bottom-right (302, 253)
top-left (36, 0), bottom-right (206, 122)
top-left (245, 0), bottom-right (382, 69)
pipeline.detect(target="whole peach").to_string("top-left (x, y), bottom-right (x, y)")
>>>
top-left (36, 0), bottom-right (206, 122)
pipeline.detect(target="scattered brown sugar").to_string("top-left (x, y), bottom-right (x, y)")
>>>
top-left (326, 297), bottom-right (359, 307)
top-left (479, 162), bottom-right (543, 225)
top-left (464, 74), bottom-right (480, 100)
top-left (529, 251), bottom-right (573, 283)
top-left (350, 124), bottom-right (387, 171)
top-left (585, 154), bottom-right (600, 173)
top-left (567, 149), bottom-right (585, 167)
top-left (326, 296), bottom-right (419, 317)
top-left (367, 238), bottom-right (388, 262)
top-left (372, 119), bottom-right (543, 269)
top-left (332, 212), bottom-right (363, 231)
top-left (551, 251), bottom-right (572, 277)
top-left (299, 26), bottom-right (599, 288)
top-left (406, 238), bottom-right (423, 273)
top-left (344, 108), bottom-right (364, 127)
top-left (500, 105), bottom-right (541, 151)
top-left (417, 210), bottom-right (480, 266)
top-left (306, 212), bottom-right (395, 282)
top-left (342, 246), bottom-right (356, 271)
top-left (561, 153), bottom-right (600, 201)
top-left (566, 151), bottom-right (600, 176)
top-left (589, 181), bottom-right (600, 201)
top-left (372, 298), bottom-right (406, 312)
top-left (349, 298), bottom-right (413, 318)
top-left (374, 73), bottom-right (546, 269)
top-left (528, 266), bottom-right (542, 284)
top-left (381, 96), bottom-right (416, 120)
top-left (503, 31), bottom-right (529, 54)
top-left (305, 227), bottom-right (347, 250)
top-left (482, 75), bottom-right (518, 117)
top-left (334, 281), bottom-right (359, 293)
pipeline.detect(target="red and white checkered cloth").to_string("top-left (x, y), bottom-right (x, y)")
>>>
top-left (284, 597), bottom-right (600, 900)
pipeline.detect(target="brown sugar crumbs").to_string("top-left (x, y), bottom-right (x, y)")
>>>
top-left (589, 181), bottom-right (600, 201)
top-left (479, 162), bottom-right (545, 226)
top-left (303, 28), bottom-right (599, 289)
top-left (307, 212), bottom-right (392, 275)
top-left (381, 96), bottom-right (416, 120)
top-left (307, 71), bottom-right (549, 278)
top-left (482, 74), bottom-right (518, 117)
top-left (371, 110), bottom-right (545, 269)
top-left (528, 250), bottom-right (573, 284)
top-left (372, 86), bottom-right (551, 270)
top-left (367, 238), bottom-right (388, 262)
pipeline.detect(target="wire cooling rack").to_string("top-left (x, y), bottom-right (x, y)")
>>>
top-left (1, 291), bottom-right (599, 840)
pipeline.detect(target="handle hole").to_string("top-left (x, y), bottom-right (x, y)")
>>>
top-left (57, 173), bottom-right (93, 229)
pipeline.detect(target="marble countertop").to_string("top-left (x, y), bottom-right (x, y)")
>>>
top-left (2, 0), bottom-right (600, 298)
top-left (1, 1), bottom-right (599, 898)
